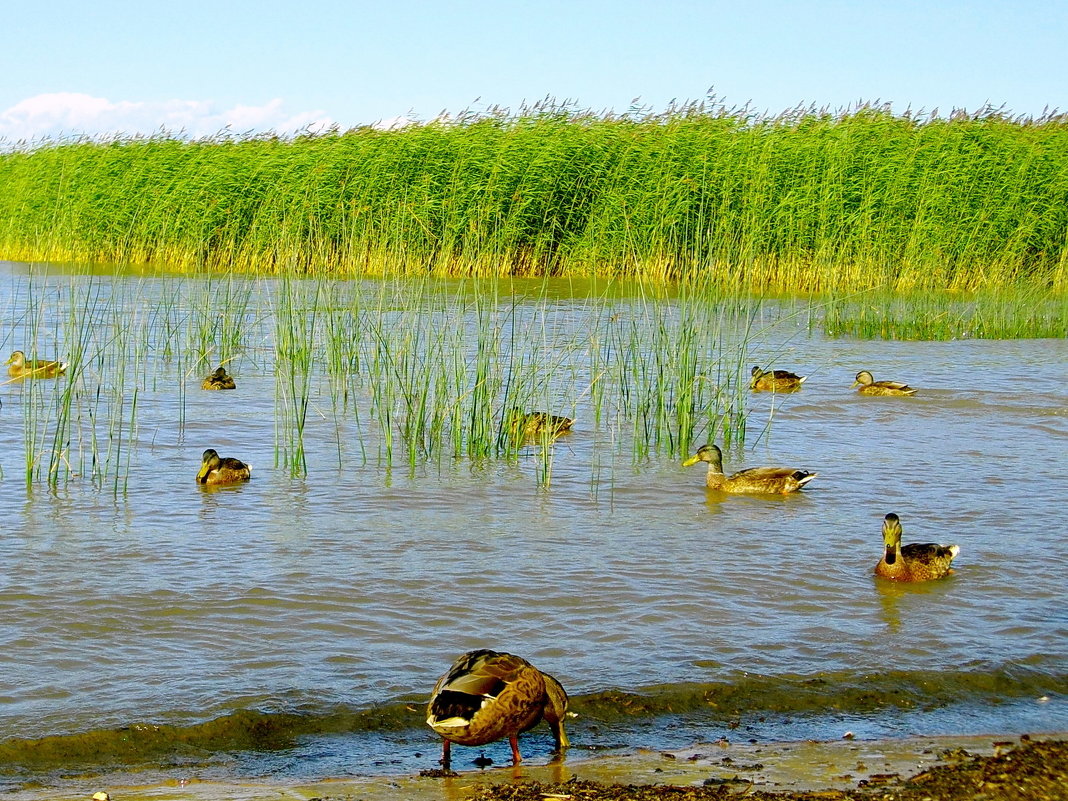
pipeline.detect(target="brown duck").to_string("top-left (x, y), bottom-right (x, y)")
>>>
top-left (426, 649), bottom-right (570, 768)
top-left (750, 366), bottom-right (806, 392)
top-left (852, 370), bottom-right (916, 396)
top-left (875, 513), bottom-right (959, 582)
top-left (202, 366), bottom-right (236, 390)
top-left (6, 350), bottom-right (67, 379)
top-left (682, 443), bottom-right (817, 494)
top-left (195, 448), bottom-right (251, 485)
top-left (506, 409), bottom-right (575, 440)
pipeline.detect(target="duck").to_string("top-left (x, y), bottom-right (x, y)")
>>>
top-left (6, 350), bottom-right (67, 379)
top-left (875, 513), bottom-right (959, 582)
top-left (852, 370), bottom-right (916, 396)
top-left (195, 448), bottom-right (251, 485)
top-left (506, 409), bottom-right (575, 440)
top-left (426, 649), bottom-right (570, 769)
top-left (682, 443), bottom-right (817, 494)
top-left (750, 366), bottom-right (806, 392)
top-left (202, 366), bottom-right (236, 390)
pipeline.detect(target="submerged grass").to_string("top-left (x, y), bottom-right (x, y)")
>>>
top-left (1, 100), bottom-right (1067, 292)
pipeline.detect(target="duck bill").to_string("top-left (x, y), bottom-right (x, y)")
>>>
top-left (850, 379), bottom-right (861, 388)
top-left (196, 464), bottom-right (211, 483)
top-left (883, 545), bottom-right (897, 565)
top-left (681, 454), bottom-right (700, 467)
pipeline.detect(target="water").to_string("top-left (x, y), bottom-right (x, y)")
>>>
top-left (0, 261), bottom-right (1065, 790)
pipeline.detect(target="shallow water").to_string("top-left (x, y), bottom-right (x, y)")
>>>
top-left (0, 261), bottom-right (1065, 790)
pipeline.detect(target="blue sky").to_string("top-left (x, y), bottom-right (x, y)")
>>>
top-left (1, 0), bottom-right (1065, 142)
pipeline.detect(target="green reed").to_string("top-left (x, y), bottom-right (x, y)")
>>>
top-left (272, 277), bottom-right (321, 476)
top-left (2, 101), bottom-right (1066, 293)
top-left (3, 268), bottom-right (775, 489)
top-left (9, 280), bottom-right (50, 483)
top-left (321, 284), bottom-right (366, 467)
top-left (5, 276), bottom-right (138, 489)
top-left (188, 275), bottom-right (257, 371)
top-left (820, 285), bottom-right (1068, 340)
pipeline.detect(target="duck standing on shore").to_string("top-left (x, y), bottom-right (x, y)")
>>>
top-left (426, 649), bottom-right (570, 768)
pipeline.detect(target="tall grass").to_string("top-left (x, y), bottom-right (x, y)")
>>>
top-left (1, 101), bottom-right (1066, 291)
top-left (6, 277), bottom-right (145, 490)
top-left (0, 267), bottom-right (820, 490)
top-left (272, 277), bottom-right (321, 476)
top-left (820, 285), bottom-right (1068, 339)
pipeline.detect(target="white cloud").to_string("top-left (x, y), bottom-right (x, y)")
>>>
top-left (0, 92), bottom-right (335, 145)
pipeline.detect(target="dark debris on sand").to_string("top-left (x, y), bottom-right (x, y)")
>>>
top-left (470, 739), bottom-right (1068, 801)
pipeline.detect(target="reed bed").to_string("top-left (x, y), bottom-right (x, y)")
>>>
top-left (819, 285), bottom-right (1068, 340)
top-left (1, 101), bottom-right (1066, 292)
top-left (4, 264), bottom-right (1061, 494)
top-left (1, 270), bottom-right (762, 489)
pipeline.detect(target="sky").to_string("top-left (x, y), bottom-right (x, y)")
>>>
top-left (1, 0), bottom-right (1065, 144)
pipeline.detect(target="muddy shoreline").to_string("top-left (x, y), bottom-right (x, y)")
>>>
top-left (9, 732), bottom-right (1065, 801)
top-left (468, 736), bottom-right (1068, 800)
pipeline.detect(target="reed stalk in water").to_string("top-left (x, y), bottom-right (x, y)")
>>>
top-left (821, 285), bottom-right (1068, 340)
top-left (2, 268), bottom-right (785, 489)
top-left (272, 277), bottom-right (321, 477)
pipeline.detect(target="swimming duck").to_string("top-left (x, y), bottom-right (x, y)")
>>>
top-left (682, 443), bottom-right (817, 494)
top-left (852, 370), bottom-right (916, 396)
top-left (506, 409), bottom-right (575, 440)
top-left (195, 448), bottom-right (251, 485)
top-left (202, 366), bottom-right (236, 390)
top-left (875, 513), bottom-right (959, 582)
top-left (750, 366), bottom-right (806, 392)
top-left (6, 350), bottom-right (67, 379)
top-left (426, 649), bottom-right (570, 768)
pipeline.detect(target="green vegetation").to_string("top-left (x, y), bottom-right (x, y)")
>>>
top-left (820, 285), bottom-right (1068, 339)
top-left (2, 272), bottom-right (759, 489)
top-left (1, 101), bottom-right (1066, 291)
top-left (4, 263), bottom-right (1060, 494)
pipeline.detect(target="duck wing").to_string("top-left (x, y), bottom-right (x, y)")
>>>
top-left (731, 466), bottom-right (812, 481)
top-left (428, 650), bottom-right (547, 745)
top-left (431, 650), bottom-right (533, 700)
top-left (875, 380), bottom-right (914, 392)
top-left (901, 542), bottom-right (959, 564)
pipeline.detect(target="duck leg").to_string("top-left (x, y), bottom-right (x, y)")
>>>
top-left (441, 739), bottom-right (451, 769)
top-left (509, 733), bottom-right (523, 765)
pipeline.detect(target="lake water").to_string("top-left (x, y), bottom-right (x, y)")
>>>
top-left (0, 260), bottom-right (1065, 792)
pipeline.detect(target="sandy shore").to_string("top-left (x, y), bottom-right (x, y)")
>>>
top-left (9, 732), bottom-right (1066, 801)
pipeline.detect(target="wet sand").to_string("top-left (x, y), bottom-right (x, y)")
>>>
top-left (14, 733), bottom-right (1065, 801)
